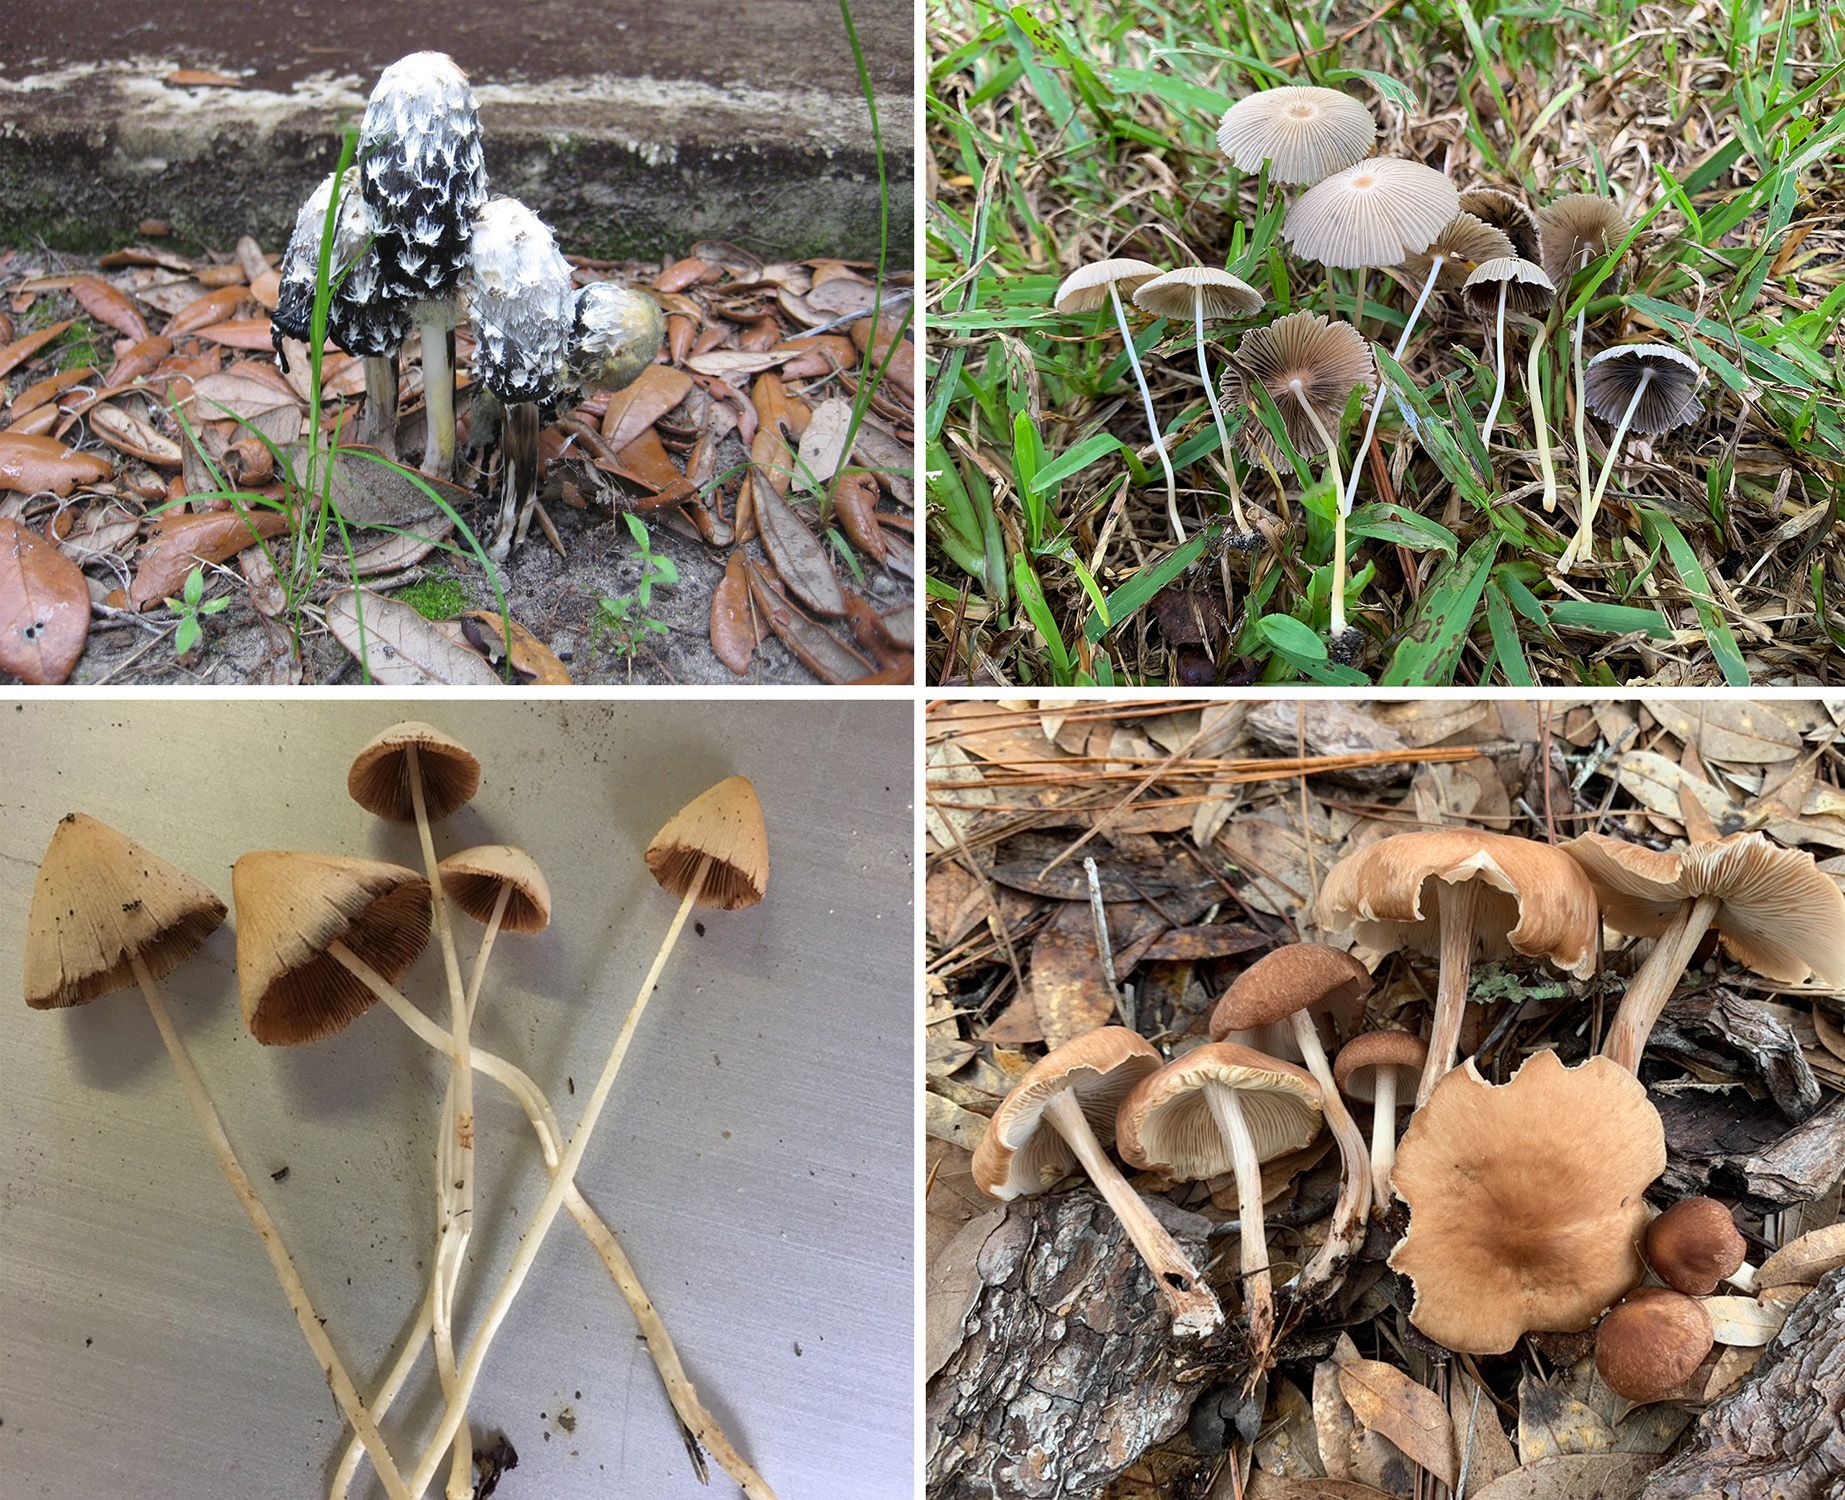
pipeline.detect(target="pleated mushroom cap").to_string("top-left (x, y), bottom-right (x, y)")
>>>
top-left (232, 851), bottom-right (431, 1046)
top-left (1283, 158), bottom-right (1461, 269)
top-left (1133, 267), bottom-right (1264, 321)
top-left (1400, 213), bottom-right (1516, 290)
top-left (1116, 1043), bottom-right (1323, 1181)
top-left (645, 775), bottom-right (769, 911)
top-left (1389, 1050), bottom-right (1663, 1353)
top-left (1221, 311), bottom-right (1375, 465)
top-left (1052, 259), bottom-right (1163, 314)
top-left (1333, 1030), bottom-right (1429, 1102)
top-left (1215, 86), bottom-right (1377, 185)
top-left (1459, 186), bottom-right (1542, 261)
top-left (1462, 256), bottom-right (1556, 317)
top-left (438, 845), bottom-right (552, 934)
top-left (1583, 344), bottom-right (1704, 435)
top-left (23, 813), bottom-right (226, 1009)
top-left (1536, 192), bottom-right (1629, 287)
top-left (347, 721), bottom-right (481, 822)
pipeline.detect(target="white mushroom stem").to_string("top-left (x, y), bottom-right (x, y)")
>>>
top-left (421, 318), bottom-right (457, 479)
top-left (128, 952), bottom-right (414, 1500)
top-left (1288, 385), bottom-right (1350, 642)
top-left (1192, 293), bottom-right (1250, 535)
top-left (1480, 283), bottom-right (1510, 449)
top-left (325, 937), bottom-right (778, 1500)
top-left (1106, 279), bottom-right (1183, 544)
top-left (1040, 1088), bottom-right (1222, 1335)
top-left (1286, 1012), bottom-right (1373, 1302)
top-left (1562, 366), bottom-right (1656, 574)
top-left (1571, 283), bottom-right (1591, 523)
top-left (1527, 321), bottom-right (1558, 512)
top-left (362, 354), bottom-right (399, 457)
top-left (1602, 893), bottom-right (1722, 1072)
top-left (1203, 1081), bottom-right (1275, 1360)
top-left (1340, 255), bottom-right (1443, 516)
top-left (1417, 878), bottom-right (1484, 1106)
top-left (1366, 1067), bottom-right (1400, 1210)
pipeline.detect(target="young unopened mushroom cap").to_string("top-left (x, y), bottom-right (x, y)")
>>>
top-left (347, 721), bottom-right (482, 822)
top-left (23, 813), bottom-right (227, 1009)
top-left (1647, 1197), bottom-right (1748, 1296)
top-left (1283, 158), bottom-right (1461, 269)
top-left (438, 845), bottom-right (552, 933)
top-left (1209, 943), bottom-right (1373, 1040)
top-left (972, 1027), bottom-right (1161, 1198)
top-left (1052, 259), bottom-right (1164, 314)
top-left (1462, 257), bottom-right (1556, 318)
top-left (1389, 1050), bottom-right (1664, 1352)
top-left (1132, 267), bottom-right (1265, 321)
top-left (645, 775), bottom-right (769, 911)
top-left (1221, 311), bottom-right (1375, 465)
top-left (1400, 213), bottom-right (1516, 290)
top-left (1594, 1287), bottom-right (1714, 1403)
top-left (1583, 344), bottom-right (1704, 435)
top-left (1536, 192), bottom-right (1629, 288)
top-left (1333, 1030), bottom-right (1429, 1102)
top-left (1116, 1043), bottom-right (1323, 1181)
top-left (1459, 187), bottom-right (1542, 261)
top-left (232, 851), bottom-right (432, 1046)
top-left (1215, 86), bottom-right (1377, 185)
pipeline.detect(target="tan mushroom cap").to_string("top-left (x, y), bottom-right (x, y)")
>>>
top-left (1390, 1050), bottom-right (1664, 1353)
top-left (1116, 1043), bottom-right (1323, 1181)
top-left (1133, 266), bottom-right (1264, 321)
top-left (1536, 192), bottom-right (1629, 288)
top-left (1215, 85), bottom-right (1377, 185)
top-left (1646, 1197), bottom-right (1748, 1296)
top-left (1220, 311), bottom-right (1375, 466)
top-left (347, 721), bottom-right (481, 823)
top-left (1583, 343), bottom-right (1704, 435)
top-left (971, 1027), bottom-right (1160, 1199)
top-left (232, 851), bottom-right (432, 1046)
top-left (1319, 829), bottom-right (1600, 979)
top-left (438, 845), bottom-right (552, 933)
top-left (1563, 831), bottom-right (1845, 986)
top-left (645, 775), bottom-right (768, 911)
top-left (23, 813), bottom-right (227, 1009)
top-left (1462, 256), bottom-right (1556, 318)
top-left (1333, 1030), bottom-right (1429, 1102)
top-left (1594, 1287), bottom-right (1713, 1403)
top-left (1052, 259), bottom-right (1163, 314)
top-left (1209, 943), bottom-right (1372, 1040)
top-left (1400, 213), bottom-right (1516, 290)
top-left (1283, 158), bottom-right (1461, 269)
top-left (1459, 186), bottom-right (1541, 261)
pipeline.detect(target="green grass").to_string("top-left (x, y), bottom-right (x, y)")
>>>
top-left (926, 0), bottom-right (1845, 686)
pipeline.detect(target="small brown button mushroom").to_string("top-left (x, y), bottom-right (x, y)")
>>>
top-left (1332, 1030), bottom-right (1428, 1213)
top-left (1118, 1043), bottom-right (1322, 1361)
top-left (1215, 85), bottom-right (1377, 185)
top-left (1647, 1196), bottom-right (1755, 1296)
top-left (1595, 1287), bottom-right (1714, 1403)
top-left (973, 1028), bottom-right (1223, 1336)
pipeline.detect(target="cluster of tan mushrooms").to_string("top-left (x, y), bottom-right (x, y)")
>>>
top-left (1052, 83), bottom-right (1704, 658)
top-left (971, 820), bottom-right (1845, 1401)
top-left (22, 724), bottom-right (776, 1500)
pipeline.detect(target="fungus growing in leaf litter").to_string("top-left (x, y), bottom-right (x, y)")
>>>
top-left (1647, 1196), bottom-right (1757, 1296)
top-left (1595, 1287), bottom-right (1714, 1403)
top-left (1333, 1029), bottom-right (1429, 1213)
top-left (567, 282), bottom-right (668, 399)
top-left (1462, 255), bottom-right (1556, 449)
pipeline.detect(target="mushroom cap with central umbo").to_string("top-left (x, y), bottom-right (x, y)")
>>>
top-left (1116, 1043), bottom-right (1323, 1181)
top-left (1215, 86), bottom-right (1377, 185)
top-left (438, 845), bottom-right (552, 934)
top-left (645, 775), bottom-right (769, 911)
top-left (1220, 311), bottom-right (1375, 466)
top-left (1582, 344), bottom-right (1704, 435)
top-left (1535, 192), bottom-right (1628, 289)
top-left (1052, 259), bottom-right (1164, 314)
top-left (972, 1027), bottom-right (1160, 1199)
top-left (1400, 213), bottom-right (1516, 291)
top-left (1563, 830), bottom-right (1845, 986)
top-left (1318, 829), bottom-right (1600, 977)
top-left (1282, 158), bottom-right (1461, 270)
top-left (1132, 267), bottom-right (1265, 321)
top-left (347, 721), bottom-right (482, 823)
top-left (1459, 187), bottom-right (1542, 262)
top-left (1389, 1050), bottom-right (1664, 1353)
top-left (1646, 1196), bottom-right (1748, 1297)
top-left (1462, 257), bottom-right (1556, 318)
top-left (23, 813), bottom-right (227, 1009)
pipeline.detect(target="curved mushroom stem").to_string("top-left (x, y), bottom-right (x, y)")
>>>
top-left (1195, 295), bottom-right (1250, 536)
top-left (326, 937), bottom-right (778, 1500)
top-left (1203, 1081), bottom-right (1274, 1362)
top-left (1367, 1066), bottom-right (1400, 1212)
top-left (421, 317), bottom-right (457, 479)
top-left (128, 953), bottom-right (414, 1500)
top-left (1041, 1088), bottom-right (1222, 1336)
top-left (1416, 878), bottom-right (1483, 1106)
top-left (1562, 366), bottom-right (1656, 574)
top-left (1286, 1011), bottom-right (1372, 1303)
top-left (1107, 279), bottom-right (1182, 544)
top-left (363, 354), bottom-right (399, 458)
top-left (1526, 320), bottom-right (1558, 512)
top-left (1570, 287), bottom-right (1591, 532)
top-left (1289, 388), bottom-right (1351, 645)
top-left (1340, 256), bottom-right (1443, 516)
top-left (1480, 283), bottom-right (1509, 449)
top-left (1601, 893), bottom-right (1722, 1072)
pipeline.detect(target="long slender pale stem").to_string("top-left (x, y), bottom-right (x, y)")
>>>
top-left (1602, 894), bottom-right (1722, 1072)
top-left (421, 319), bottom-right (456, 479)
top-left (1041, 1089), bottom-right (1222, 1335)
top-left (1417, 879), bottom-right (1483, 1106)
top-left (1528, 321), bottom-right (1557, 512)
top-left (1290, 386), bottom-right (1349, 641)
top-left (1108, 280), bottom-right (1181, 543)
top-left (1480, 284), bottom-right (1509, 449)
top-left (363, 354), bottom-right (399, 458)
top-left (1368, 1067), bottom-right (1398, 1211)
top-left (1341, 257), bottom-right (1442, 515)
top-left (1575, 368), bottom-right (1655, 556)
top-left (1289, 1013), bottom-right (1371, 1302)
top-left (1204, 1082), bottom-right (1273, 1361)
top-left (129, 954), bottom-right (413, 1500)
top-left (1195, 297), bottom-right (1249, 534)
top-left (1569, 261), bottom-right (1591, 531)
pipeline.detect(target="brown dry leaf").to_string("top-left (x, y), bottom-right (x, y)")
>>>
top-left (1517, 1374), bottom-right (1614, 1463)
top-left (0, 433), bottom-right (114, 496)
top-left (1700, 1295), bottom-right (1790, 1346)
top-left (1029, 901), bottom-right (1119, 1050)
top-left (796, 397), bottom-right (856, 487)
top-left (71, 278), bottom-right (150, 341)
top-left (89, 403), bottom-right (183, 467)
top-left (1246, 1481), bottom-right (1396, 1500)
top-left (11, 365), bottom-right (97, 415)
top-left (0, 319), bottom-right (76, 379)
top-left (0, 517), bottom-right (90, 684)
top-left (346, 521), bottom-right (454, 578)
top-left (755, 478), bottom-right (846, 617)
top-left (238, 545), bottom-right (287, 617)
top-left (104, 334), bottom-right (173, 388)
top-left (1701, 1341), bottom-right (1765, 1402)
top-left (925, 1204), bottom-right (1006, 1381)
top-left (166, 68), bottom-right (244, 87)
top-left (249, 268), bottom-right (281, 311)
top-left (1314, 1336), bottom-right (1415, 1494)
top-left (1336, 1357), bottom-right (1458, 1488)
top-left (744, 559), bottom-right (872, 684)
top-left (925, 1092), bottom-right (988, 1151)
top-left (457, 611), bottom-right (572, 685)
top-left (752, 371), bottom-right (810, 441)
top-left (606, 427), bottom-right (695, 505)
top-left (652, 256), bottom-right (715, 293)
top-left (1253, 1377), bottom-right (1326, 1480)
top-left (165, 286), bottom-right (249, 336)
top-left (128, 509), bottom-right (288, 608)
top-left (1612, 750), bottom-right (1733, 832)
top-left (323, 589), bottom-right (501, 685)
top-left (189, 370), bottom-right (300, 422)
top-left (832, 470), bottom-right (887, 563)
top-left (685, 350), bottom-right (798, 379)
top-left (193, 318), bottom-right (285, 350)
top-left (1217, 809), bottom-right (1320, 922)
top-left (709, 550), bottom-right (759, 676)
top-left (599, 363), bottom-right (692, 449)
top-left (1755, 1223), bottom-right (1845, 1286)
top-left (56, 501), bottom-right (140, 563)
top-left (5, 406), bottom-right (58, 437)
top-left (1373, 699), bottom-right (1494, 747)
top-left (1468, 1452), bottom-right (1660, 1499)
top-left (1450, 1372), bottom-right (1520, 1492)
top-left (1649, 701), bottom-right (1803, 765)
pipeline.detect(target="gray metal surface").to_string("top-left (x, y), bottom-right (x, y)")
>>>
top-left (0, 700), bottom-right (914, 1499)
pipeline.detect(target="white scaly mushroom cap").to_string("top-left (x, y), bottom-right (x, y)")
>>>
top-left (467, 196), bottom-right (576, 406)
top-left (567, 283), bottom-right (666, 396)
top-left (272, 168), bottom-right (410, 362)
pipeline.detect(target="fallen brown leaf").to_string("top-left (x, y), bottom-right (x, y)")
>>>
top-left (128, 508), bottom-right (289, 609)
top-left (755, 477), bottom-right (846, 617)
top-left (167, 288), bottom-right (251, 337)
top-left (71, 278), bottom-right (150, 341)
top-left (600, 364), bottom-right (693, 449)
top-left (832, 470), bottom-right (887, 563)
top-left (458, 610), bottom-right (572, 685)
top-left (323, 589), bottom-right (501, 685)
top-left (0, 320), bottom-right (76, 380)
top-left (0, 433), bottom-right (114, 496)
top-left (709, 551), bottom-right (759, 676)
top-left (0, 517), bottom-right (90, 683)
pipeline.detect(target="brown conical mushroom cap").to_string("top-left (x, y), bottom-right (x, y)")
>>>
top-left (1221, 311), bottom-right (1375, 466)
top-left (644, 775), bottom-right (768, 911)
top-left (1583, 344), bottom-right (1703, 435)
top-left (1459, 186), bottom-right (1541, 261)
top-left (1052, 259), bottom-right (1163, 314)
top-left (1564, 831), bottom-right (1845, 986)
top-left (1536, 192), bottom-right (1628, 288)
top-left (1319, 829), bottom-right (1599, 978)
top-left (438, 845), bottom-right (552, 934)
top-left (1116, 1043), bottom-right (1323, 1181)
top-left (23, 813), bottom-right (227, 1009)
top-left (1333, 1030), bottom-right (1429, 1102)
top-left (1594, 1287), bottom-right (1714, 1402)
top-left (1283, 158), bottom-right (1461, 269)
top-left (1215, 86), bottom-right (1377, 185)
top-left (1647, 1197), bottom-right (1748, 1296)
top-left (1133, 266), bottom-right (1264, 321)
top-left (1209, 943), bottom-right (1372, 1040)
top-left (972, 1027), bottom-right (1160, 1199)
top-left (1400, 213), bottom-right (1516, 290)
top-left (347, 721), bottom-right (481, 823)
top-left (232, 851), bottom-right (431, 1046)
top-left (1390, 1050), bottom-right (1664, 1353)
top-left (1462, 256), bottom-right (1556, 318)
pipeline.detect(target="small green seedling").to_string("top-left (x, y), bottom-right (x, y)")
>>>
top-left (590, 513), bottom-right (678, 660)
top-left (165, 565), bottom-right (231, 655)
